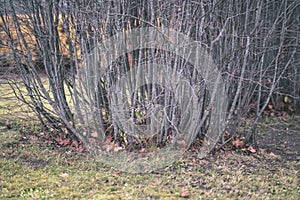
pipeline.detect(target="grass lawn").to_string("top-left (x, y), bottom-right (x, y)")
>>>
top-left (0, 123), bottom-right (299, 199)
top-left (0, 77), bottom-right (299, 199)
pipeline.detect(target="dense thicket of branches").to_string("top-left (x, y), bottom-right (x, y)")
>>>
top-left (0, 0), bottom-right (299, 150)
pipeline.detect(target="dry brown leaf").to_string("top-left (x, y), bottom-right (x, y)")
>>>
top-left (77, 146), bottom-right (85, 153)
top-left (59, 173), bottom-right (69, 179)
top-left (67, 160), bottom-right (75, 166)
top-left (58, 137), bottom-right (71, 146)
top-left (56, 181), bottom-right (62, 187)
top-left (106, 136), bottom-right (113, 144)
top-left (139, 148), bottom-right (147, 153)
top-left (231, 138), bottom-right (245, 148)
top-left (268, 104), bottom-right (273, 109)
top-left (269, 152), bottom-right (280, 158)
top-left (112, 170), bottom-right (119, 177)
top-left (247, 145), bottom-right (257, 153)
top-left (71, 140), bottom-right (79, 148)
top-left (181, 191), bottom-right (189, 198)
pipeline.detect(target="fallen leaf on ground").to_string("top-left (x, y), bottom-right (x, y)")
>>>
top-left (247, 145), bottom-right (256, 153)
top-left (112, 170), bottom-right (119, 177)
top-left (139, 148), bottom-right (147, 153)
top-left (77, 146), bottom-right (85, 153)
top-left (231, 138), bottom-right (245, 148)
top-left (67, 160), bottom-right (75, 166)
top-left (71, 140), bottom-right (79, 148)
top-left (59, 173), bottom-right (69, 179)
top-left (269, 152), bottom-right (280, 158)
top-left (56, 181), bottom-right (62, 187)
top-left (57, 137), bottom-right (71, 146)
top-left (181, 191), bottom-right (189, 198)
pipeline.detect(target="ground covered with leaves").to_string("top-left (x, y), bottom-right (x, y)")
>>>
top-left (0, 117), bottom-right (299, 199)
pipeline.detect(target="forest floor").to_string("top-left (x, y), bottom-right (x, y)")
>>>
top-left (0, 116), bottom-right (299, 199)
